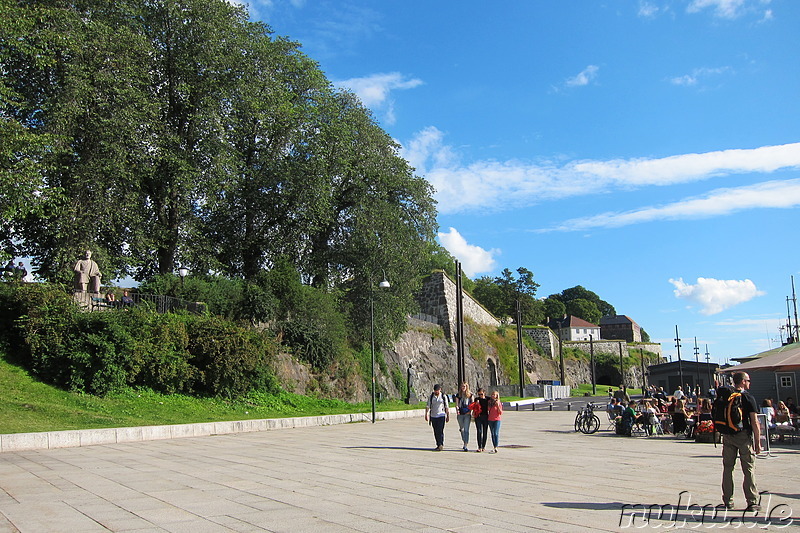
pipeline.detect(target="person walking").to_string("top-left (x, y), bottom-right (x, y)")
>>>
top-left (454, 382), bottom-right (474, 451)
top-left (471, 388), bottom-right (490, 452)
top-left (487, 390), bottom-right (503, 453)
top-left (722, 371), bottom-right (761, 512)
top-left (424, 384), bottom-right (449, 451)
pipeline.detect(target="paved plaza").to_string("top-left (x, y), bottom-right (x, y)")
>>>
top-left (1, 410), bottom-right (798, 532)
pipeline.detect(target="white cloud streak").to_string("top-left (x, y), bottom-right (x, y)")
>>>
top-left (335, 72), bottom-right (423, 125)
top-left (540, 179), bottom-right (800, 232)
top-left (669, 66), bottom-right (732, 86)
top-left (713, 317), bottom-right (783, 333)
top-left (401, 127), bottom-right (800, 215)
top-left (565, 65), bottom-right (599, 87)
top-left (687, 0), bottom-right (746, 18)
top-left (687, 0), bottom-right (773, 19)
top-left (437, 227), bottom-right (498, 278)
top-left (669, 277), bottom-right (765, 315)
top-left (638, 1), bottom-right (661, 18)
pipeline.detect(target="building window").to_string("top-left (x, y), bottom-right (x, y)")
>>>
top-left (780, 375), bottom-right (793, 388)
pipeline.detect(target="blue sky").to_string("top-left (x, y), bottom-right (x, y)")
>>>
top-left (246, 0), bottom-right (800, 362)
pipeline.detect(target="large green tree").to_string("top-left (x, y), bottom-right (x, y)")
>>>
top-left (2, 0), bottom-right (152, 279)
top-left (134, 0), bottom-right (252, 278)
top-left (1, 0), bottom-right (439, 349)
top-left (472, 267), bottom-right (541, 325)
top-left (552, 285), bottom-right (615, 321)
top-left (198, 28), bottom-right (330, 280)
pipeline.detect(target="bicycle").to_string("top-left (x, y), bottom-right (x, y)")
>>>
top-left (574, 403), bottom-right (601, 434)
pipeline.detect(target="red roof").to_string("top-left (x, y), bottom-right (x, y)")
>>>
top-left (565, 315), bottom-right (599, 328)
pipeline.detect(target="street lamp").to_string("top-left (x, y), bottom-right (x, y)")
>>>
top-left (371, 272), bottom-right (390, 423)
top-left (178, 267), bottom-right (189, 286)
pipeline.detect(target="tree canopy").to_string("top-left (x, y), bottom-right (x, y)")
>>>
top-left (1, 0), bottom-right (438, 346)
top-left (472, 267), bottom-right (542, 325)
top-left (550, 285), bottom-right (615, 324)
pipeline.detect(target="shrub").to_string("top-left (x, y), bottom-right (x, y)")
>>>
top-left (0, 284), bottom-right (280, 399)
top-left (187, 315), bottom-right (279, 398)
top-left (7, 284), bottom-right (81, 387)
top-left (280, 286), bottom-right (347, 370)
top-left (126, 310), bottom-right (196, 394)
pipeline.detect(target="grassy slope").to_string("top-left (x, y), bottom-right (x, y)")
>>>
top-left (0, 354), bottom-right (422, 435)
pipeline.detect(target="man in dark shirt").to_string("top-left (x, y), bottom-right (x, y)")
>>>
top-left (786, 397), bottom-right (799, 416)
top-left (654, 386), bottom-right (668, 402)
top-left (721, 371), bottom-right (761, 512)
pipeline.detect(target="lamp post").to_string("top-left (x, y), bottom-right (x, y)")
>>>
top-left (178, 267), bottom-right (189, 287)
top-left (370, 272), bottom-right (390, 423)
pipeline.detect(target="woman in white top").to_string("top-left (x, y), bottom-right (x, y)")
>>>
top-left (454, 382), bottom-right (474, 452)
top-left (760, 399), bottom-right (777, 429)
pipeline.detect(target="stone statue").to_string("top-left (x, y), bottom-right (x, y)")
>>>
top-left (406, 362), bottom-right (418, 404)
top-left (73, 250), bottom-right (101, 293)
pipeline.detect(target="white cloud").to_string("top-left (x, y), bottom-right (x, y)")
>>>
top-left (687, 0), bottom-right (746, 18)
top-left (669, 277), bottom-right (765, 315)
top-left (401, 128), bottom-right (800, 214)
top-left (539, 178), bottom-right (800, 231)
top-left (565, 65), bottom-right (599, 87)
top-left (399, 126), bottom-right (457, 174)
top-left (669, 66), bottom-right (732, 87)
top-left (437, 227), bottom-right (498, 278)
top-left (687, 0), bottom-right (773, 19)
top-left (638, 1), bottom-right (660, 18)
top-left (713, 316), bottom-right (783, 333)
top-left (335, 72), bottom-right (423, 125)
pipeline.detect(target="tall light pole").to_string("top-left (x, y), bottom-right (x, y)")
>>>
top-left (589, 334), bottom-right (596, 395)
top-left (370, 272), bottom-right (390, 423)
top-left (515, 299), bottom-right (524, 398)
top-left (640, 347), bottom-right (646, 395)
top-left (675, 325), bottom-right (684, 392)
top-left (693, 337), bottom-right (701, 393)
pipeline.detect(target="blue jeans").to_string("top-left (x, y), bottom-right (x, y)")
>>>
top-left (488, 420), bottom-right (501, 448)
top-left (457, 413), bottom-right (471, 446)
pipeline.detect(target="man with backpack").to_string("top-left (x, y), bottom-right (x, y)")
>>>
top-left (718, 372), bottom-right (761, 512)
top-left (424, 384), bottom-right (449, 451)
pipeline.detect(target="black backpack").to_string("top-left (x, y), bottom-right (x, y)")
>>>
top-left (712, 386), bottom-right (744, 435)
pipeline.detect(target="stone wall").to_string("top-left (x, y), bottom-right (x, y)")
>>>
top-left (565, 339), bottom-right (628, 357)
top-left (523, 327), bottom-right (558, 359)
top-left (416, 271), bottom-right (499, 344)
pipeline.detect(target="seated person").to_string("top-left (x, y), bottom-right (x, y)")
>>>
top-left (667, 397), bottom-right (678, 414)
top-left (786, 397), bottom-right (798, 416)
top-left (105, 292), bottom-right (117, 306)
top-left (761, 399), bottom-right (777, 430)
top-left (120, 290), bottom-right (134, 306)
top-left (618, 401), bottom-right (637, 436)
top-left (607, 398), bottom-right (622, 418)
top-left (636, 400), bottom-right (658, 434)
top-left (775, 401), bottom-right (791, 426)
top-left (654, 387), bottom-right (668, 403)
top-left (672, 399), bottom-right (689, 435)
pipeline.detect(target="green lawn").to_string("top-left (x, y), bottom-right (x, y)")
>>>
top-left (0, 355), bottom-right (423, 435)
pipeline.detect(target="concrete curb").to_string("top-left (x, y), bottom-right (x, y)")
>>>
top-left (503, 398), bottom-right (545, 408)
top-left (0, 408), bottom-right (425, 453)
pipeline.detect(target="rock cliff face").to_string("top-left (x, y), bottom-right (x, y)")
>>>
top-left (272, 317), bottom-right (649, 401)
top-left (380, 318), bottom-right (497, 398)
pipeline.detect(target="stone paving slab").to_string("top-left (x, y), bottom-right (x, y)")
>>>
top-left (0, 410), bottom-right (799, 532)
